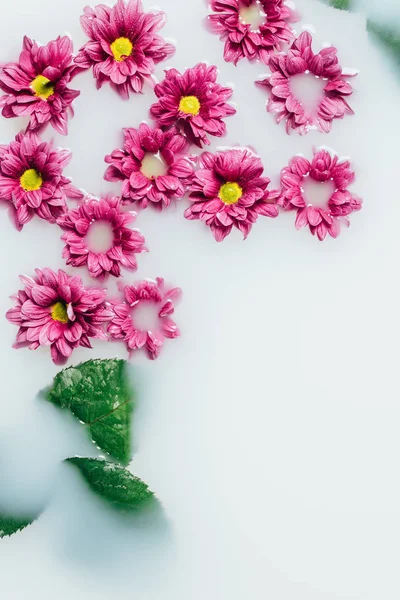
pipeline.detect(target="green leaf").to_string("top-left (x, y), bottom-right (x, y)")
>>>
top-left (45, 359), bottom-right (135, 465)
top-left (66, 458), bottom-right (157, 513)
top-left (368, 21), bottom-right (400, 71)
top-left (0, 514), bottom-right (37, 538)
top-left (325, 0), bottom-right (352, 9)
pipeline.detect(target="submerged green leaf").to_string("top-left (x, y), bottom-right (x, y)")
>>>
top-left (0, 514), bottom-right (37, 538)
top-left (66, 458), bottom-right (156, 513)
top-left (368, 21), bottom-right (400, 71)
top-left (326, 0), bottom-right (352, 9)
top-left (45, 359), bottom-right (135, 465)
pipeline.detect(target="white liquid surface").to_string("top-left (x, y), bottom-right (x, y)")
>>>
top-left (140, 153), bottom-right (168, 179)
top-left (302, 178), bottom-right (336, 209)
top-left (1, 1), bottom-right (400, 600)
top-left (290, 73), bottom-right (327, 114)
top-left (85, 221), bottom-right (114, 253)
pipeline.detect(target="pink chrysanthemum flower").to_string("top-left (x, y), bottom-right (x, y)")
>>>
top-left (74, 0), bottom-right (175, 99)
top-left (57, 195), bottom-right (146, 279)
top-left (207, 0), bottom-right (297, 65)
top-left (256, 31), bottom-right (357, 134)
top-left (0, 131), bottom-right (82, 231)
top-left (278, 149), bottom-right (362, 240)
top-left (0, 36), bottom-right (80, 135)
top-left (184, 148), bottom-right (279, 242)
top-left (150, 63), bottom-right (236, 148)
top-left (108, 278), bottom-right (181, 360)
top-left (104, 123), bottom-right (195, 210)
top-left (6, 268), bottom-right (113, 365)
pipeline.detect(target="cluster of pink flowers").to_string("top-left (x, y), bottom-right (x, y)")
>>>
top-left (206, 0), bottom-right (357, 135)
top-left (1, 0), bottom-right (363, 368)
top-left (0, 0), bottom-right (177, 133)
top-left (103, 60), bottom-right (237, 219)
top-left (6, 269), bottom-right (181, 364)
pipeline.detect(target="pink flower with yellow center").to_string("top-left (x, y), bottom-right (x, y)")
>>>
top-left (256, 31), bottom-right (357, 134)
top-left (278, 149), bottom-right (362, 240)
top-left (74, 0), bottom-right (175, 99)
top-left (0, 36), bottom-right (80, 135)
top-left (6, 268), bottom-right (113, 365)
top-left (150, 63), bottom-right (236, 148)
top-left (0, 132), bottom-right (82, 230)
top-left (104, 123), bottom-right (195, 210)
top-left (108, 278), bottom-right (181, 360)
top-left (57, 195), bottom-right (146, 279)
top-left (207, 0), bottom-right (298, 65)
top-left (184, 148), bottom-right (279, 241)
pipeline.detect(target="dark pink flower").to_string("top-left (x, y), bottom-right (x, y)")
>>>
top-left (74, 0), bottom-right (175, 99)
top-left (104, 123), bottom-right (195, 210)
top-left (6, 268), bottom-right (113, 365)
top-left (256, 31), bottom-right (357, 134)
top-left (0, 132), bottom-right (82, 231)
top-left (278, 149), bottom-right (362, 240)
top-left (150, 63), bottom-right (236, 148)
top-left (207, 0), bottom-right (297, 65)
top-left (184, 148), bottom-right (279, 241)
top-left (108, 278), bottom-right (181, 359)
top-left (57, 195), bottom-right (146, 279)
top-left (0, 36), bottom-right (80, 135)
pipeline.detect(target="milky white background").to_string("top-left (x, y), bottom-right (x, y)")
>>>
top-left (0, 0), bottom-right (399, 598)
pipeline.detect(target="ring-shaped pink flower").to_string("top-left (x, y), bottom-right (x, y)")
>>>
top-left (207, 0), bottom-right (297, 65)
top-left (0, 36), bottom-right (80, 135)
top-left (256, 31), bottom-right (357, 134)
top-left (108, 278), bottom-right (181, 360)
top-left (278, 149), bottom-right (362, 240)
top-left (6, 268), bottom-right (113, 365)
top-left (75, 0), bottom-right (175, 99)
top-left (104, 123), bottom-right (195, 210)
top-left (184, 148), bottom-right (279, 242)
top-left (57, 195), bottom-right (146, 279)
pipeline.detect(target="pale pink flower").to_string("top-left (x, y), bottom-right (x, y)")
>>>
top-left (108, 278), bottom-right (181, 360)
top-left (150, 63), bottom-right (236, 148)
top-left (256, 31), bottom-right (357, 134)
top-left (184, 148), bottom-right (279, 242)
top-left (104, 123), bottom-right (195, 210)
top-left (75, 0), bottom-right (175, 99)
top-left (207, 0), bottom-right (297, 65)
top-left (0, 36), bottom-right (80, 135)
top-left (6, 268), bottom-right (112, 364)
top-left (57, 195), bottom-right (146, 279)
top-left (278, 149), bottom-right (362, 240)
top-left (0, 132), bottom-right (82, 231)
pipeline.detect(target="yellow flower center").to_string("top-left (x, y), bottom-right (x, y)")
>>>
top-left (179, 95), bottom-right (201, 116)
top-left (30, 75), bottom-right (55, 100)
top-left (20, 168), bottom-right (43, 191)
top-left (51, 301), bottom-right (69, 324)
top-left (218, 182), bottom-right (243, 205)
top-left (110, 37), bottom-right (133, 62)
